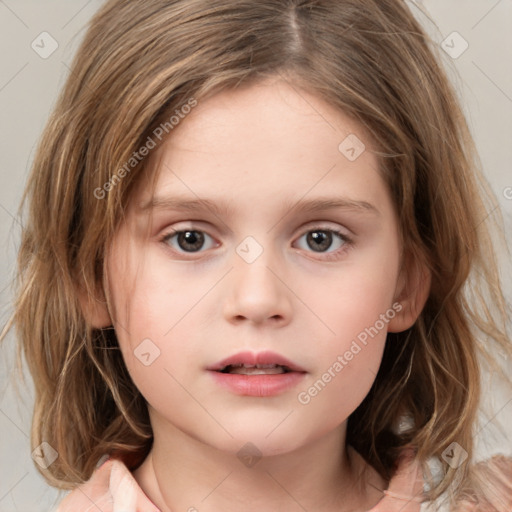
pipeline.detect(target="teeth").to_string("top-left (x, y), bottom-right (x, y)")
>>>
top-left (230, 366), bottom-right (285, 375)
top-left (242, 364), bottom-right (277, 369)
top-left (223, 363), bottom-right (287, 375)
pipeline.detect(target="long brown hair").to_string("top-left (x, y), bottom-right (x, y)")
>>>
top-left (2, 0), bottom-right (511, 506)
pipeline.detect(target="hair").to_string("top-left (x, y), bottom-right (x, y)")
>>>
top-left (2, 0), bottom-right (511, 508)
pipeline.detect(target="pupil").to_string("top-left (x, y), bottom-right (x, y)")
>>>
top-left (307, 231), bottom-right (331, 252)
top-left (178, 231), bottom-right (204, 252)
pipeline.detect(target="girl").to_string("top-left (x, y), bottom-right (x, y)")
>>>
top-left (3, 0), bottom-right (511, 510)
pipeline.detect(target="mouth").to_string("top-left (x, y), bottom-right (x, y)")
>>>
top-left (207, 350), bottom-right (307, 374)
top-left (207, 350), bottom-right (307, 397)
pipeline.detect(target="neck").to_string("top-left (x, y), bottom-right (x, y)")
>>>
top-left (132, 413), bottom-right (387, 512)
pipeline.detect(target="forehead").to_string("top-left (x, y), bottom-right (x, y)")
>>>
top-left (133, 80), bottom-right (391, 220)
top-left (161, 80), bottom-right (370, 158)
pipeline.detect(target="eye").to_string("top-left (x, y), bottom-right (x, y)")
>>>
top-left (161, 229), bottom-right (217, 253)
top-left (159, 226), bottom-right (352, 259)
top-left (294, 228), bottom-right (352, 259)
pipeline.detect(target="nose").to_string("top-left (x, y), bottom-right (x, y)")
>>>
top-left (222, 245), bottom-right (292, 327)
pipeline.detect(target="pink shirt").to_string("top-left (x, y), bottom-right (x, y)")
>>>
top-left (56, 449), bottom-right (426, 512)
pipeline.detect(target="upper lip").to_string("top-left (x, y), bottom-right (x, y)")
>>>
top-left (207, 350), bottom-right (307, 373)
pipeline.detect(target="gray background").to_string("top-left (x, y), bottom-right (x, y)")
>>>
top-left (0, 1), bottom-right (511, 511)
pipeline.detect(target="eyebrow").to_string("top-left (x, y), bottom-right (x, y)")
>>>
top-left (139, 196), bottom-right (380, 217)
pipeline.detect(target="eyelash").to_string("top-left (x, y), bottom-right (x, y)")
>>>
top-left (159, 225), bottom-right (354, 261)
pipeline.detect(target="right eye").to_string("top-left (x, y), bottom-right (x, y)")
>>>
top-left (161, 229), bottom-right (218, 254)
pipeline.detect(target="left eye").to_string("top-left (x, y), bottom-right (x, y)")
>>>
top-left (294, 229), bottom-right (350, 254)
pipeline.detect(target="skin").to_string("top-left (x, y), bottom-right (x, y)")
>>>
top-left (94, 78), bottom-right (429, 512)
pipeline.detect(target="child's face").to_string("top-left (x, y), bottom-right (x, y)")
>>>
top-left (105, 79), bottom-right (404, 456)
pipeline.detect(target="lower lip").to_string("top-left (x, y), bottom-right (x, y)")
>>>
top-left (209, 371), bottom-right (306, 397)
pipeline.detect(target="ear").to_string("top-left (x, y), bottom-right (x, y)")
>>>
top-left (387, 253), bottom-right (431, 333)
top-left (78, 281), bottom-right (112, 329)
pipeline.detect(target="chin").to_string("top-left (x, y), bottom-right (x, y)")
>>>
top-left (205, 420), bottom-right (317, 459)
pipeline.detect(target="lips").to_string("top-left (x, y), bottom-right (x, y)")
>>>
top-left (207, 350), bottom-right (307, 374)
top-left (207, 351), bottom-right (307, 397)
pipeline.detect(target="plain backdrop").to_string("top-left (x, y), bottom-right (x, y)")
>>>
top-left (0, 1), bottom-right (511, 511)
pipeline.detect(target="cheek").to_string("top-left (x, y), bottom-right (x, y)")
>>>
top-left (295, 282), bottom-right (394, 429)
top-left (105, 243), bottom-right (201, 399)
top-left (293, 236), bottom-right (400, 411)
top-left (107, 235), bottom-right (179, 341)
top-left (307, 242), bottom-right (400, 354)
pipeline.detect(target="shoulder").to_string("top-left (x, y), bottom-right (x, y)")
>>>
top-left (56, 457), bottom-right (159, 512)
top-left (451, 455), bottom-right (512, 511)
top-left (368, 450), bottom-right (512, 512)
top-left (418, 454), bottom-right (512, 512)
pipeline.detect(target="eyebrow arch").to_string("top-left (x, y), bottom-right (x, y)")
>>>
top-left (138, 196), bottom-right (380, 217)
